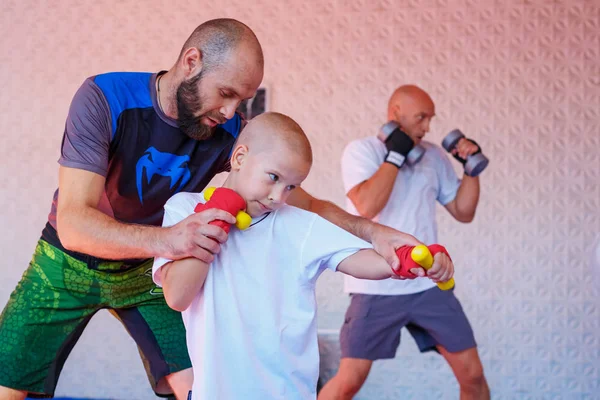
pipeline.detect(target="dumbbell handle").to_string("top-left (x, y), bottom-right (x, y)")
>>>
top-left (442, 129), bottom-right (489, 177)
top-left (378, 121), bottom-right (400, 142)
top-left (441, 129), bottom-right (465, 152)
top-left (378, 122), bottom-right (426, 166)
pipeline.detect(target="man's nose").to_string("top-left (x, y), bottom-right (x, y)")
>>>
top-left (220, 101), bottom-right (240, 120)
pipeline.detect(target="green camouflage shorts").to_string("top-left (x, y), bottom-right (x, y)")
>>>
top-left (0, 240), bottom-right (191, 398)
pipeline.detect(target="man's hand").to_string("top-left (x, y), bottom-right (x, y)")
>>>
top-left (451, 138), bottom-right (480, 161)
top-left (426, 252), bottom-right (454, 283)
top-left (164, 208), bottom-right (237, 263)
top-left (370, 223), bottom-right (422, 271)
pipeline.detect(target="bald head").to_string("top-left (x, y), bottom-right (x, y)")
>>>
top-left (226, 112), bottom-right (312, 216)
top-left (388, 85), bottom-right (434, 118)
top-left (179, 18), bottom-right (264, 74)
top-left (387, 85), bottom-right (436, 144)
top-left (237, 112), bottom-right (313, 164)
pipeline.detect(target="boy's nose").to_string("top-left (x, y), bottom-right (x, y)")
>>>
top-left (269, 187), bottom-right (285, 204)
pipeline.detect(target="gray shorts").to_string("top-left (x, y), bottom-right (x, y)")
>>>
top-left (340, 287), bottom-right (477, 360)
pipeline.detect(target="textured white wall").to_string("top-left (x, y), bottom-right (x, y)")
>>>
top-left (0, 0), bottom-right (598, 399)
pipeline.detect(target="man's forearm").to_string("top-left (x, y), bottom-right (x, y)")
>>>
top-left (309, 198), bottom-right (376, 243)
top-left (348, 163), bottom-right (399, 219)
top-left (58, 206), bottom-right (168, 260)
top-left (454, 175), bottom-right (480, 220)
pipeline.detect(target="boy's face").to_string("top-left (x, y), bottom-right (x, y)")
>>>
top-left (230, 142), bottom-right (311, 217)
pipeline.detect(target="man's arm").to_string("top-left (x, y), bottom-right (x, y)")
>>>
top-left (443, 138), bottom-right (482, 222)
top-left (286, 188), bottom-right (420, 269)
top-left (345, 163), bottom-right (399, 219)
top-left (57, 166), bottom-right (235, 262)
top-left (444, 175), bottom-right (480, 222)
top-left (159, 258), bottom-right (209, 312)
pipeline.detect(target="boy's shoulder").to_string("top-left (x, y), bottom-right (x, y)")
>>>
top-left (273, 204), bottom-right (316, 220)
top-left (165, 191), bottom-right (204, 213)
top-left (271, 204), bottom-right (333, 233)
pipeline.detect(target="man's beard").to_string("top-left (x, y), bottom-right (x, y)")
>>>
top-left (176, 71), bottom-right (221, 140)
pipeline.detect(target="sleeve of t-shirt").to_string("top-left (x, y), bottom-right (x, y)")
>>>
top-left (300, 213), bottom-right (373, 279)
top-left (151, 192), bottom-right (198, 286)
top-left (435, 146), bottom-right (462, 206)
top-left (341, 139), bottom-right (381, 194)
top-left (58, 78), bottom-right (112, 177)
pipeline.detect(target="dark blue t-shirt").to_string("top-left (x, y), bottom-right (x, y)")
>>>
top-left (45, 71), bottom-right (241, 252)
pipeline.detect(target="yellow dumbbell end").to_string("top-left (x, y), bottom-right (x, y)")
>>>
top-left (411, 245), bottom-right (433, 269)
top-left (437, 278), bottom-right (455, 290)
top-left (235, 211), bottom-right (252, 230)
top-left (411, 244), bottom-right (454, 291)
top-left (203, 187), bottom-right (216, 201)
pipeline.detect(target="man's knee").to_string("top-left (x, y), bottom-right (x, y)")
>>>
top-left (336, 359), bottom-right (372, 396)
top-left (456, 358), bottom-right (486, 388)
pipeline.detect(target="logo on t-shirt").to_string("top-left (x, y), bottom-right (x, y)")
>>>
top-left (135, 146), bottom-right (191, 204)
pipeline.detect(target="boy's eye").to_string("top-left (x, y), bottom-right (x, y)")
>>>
top-left (286, 185), bottom-right (296, 191)
top-left (269, 173), bottom-right (279, 182)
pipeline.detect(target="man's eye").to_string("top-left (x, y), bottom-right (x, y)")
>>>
top-left (221, 91), bottom-right (233, 98)
top-left (269, 173), bottom-right (279, 182)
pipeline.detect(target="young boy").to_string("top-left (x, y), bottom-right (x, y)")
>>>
top-left (152, 112), bottom-right (454, 400)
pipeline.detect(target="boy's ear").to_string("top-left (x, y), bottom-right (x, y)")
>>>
top-left (230, 144), bottom-right (249, 170)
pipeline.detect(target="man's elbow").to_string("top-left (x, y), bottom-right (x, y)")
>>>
top-left (456, 211), bottom-right (476, 223)
top-left (56, 215), bottom-right (82, 252)
top-left (354, 201), bottom-right (378, 220)
top-left (358, 208), bottom-right (377, 220)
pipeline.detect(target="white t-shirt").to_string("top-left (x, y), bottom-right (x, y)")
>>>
top-left (152, 192), bottom-right (372, 400)
top-left (341, 136), bottom-right (460, 295)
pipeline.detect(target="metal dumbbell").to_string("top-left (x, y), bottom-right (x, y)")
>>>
top-left (378, 121), bottom-right (426, 166)
top-left (442, 129), bottom-right (489, 177)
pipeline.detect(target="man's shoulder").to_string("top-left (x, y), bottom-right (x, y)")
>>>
top-left (91, 72), bottom-right (154, 110)
top-left (421, 140), bottom-right (445, 153)
top-left (420, 140), bottom-right (452, 165)
top-left (345, 136), bottom-right (380, 150)
top-left (343, 136), bottom-right (382, 159)
top-left (92, 71), bottom-right (153, 87)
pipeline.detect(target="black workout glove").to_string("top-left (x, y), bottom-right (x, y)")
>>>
top-left (383, 128), bottom-right (415, 168)
top-left (452, 139), bottom-right (482, 166)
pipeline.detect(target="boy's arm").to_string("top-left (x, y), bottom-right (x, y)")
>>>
top-left (287, 188), bottom-right (420, 270)
top-left (160, 258), bottom-right (210, 312)
top-left (152, 192), bottom-right (215, 312)
top-left (337, 249), bottom-right (454, 283)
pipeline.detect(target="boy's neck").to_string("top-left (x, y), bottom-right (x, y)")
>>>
top-left (222, 175), bottom-right (236, 191)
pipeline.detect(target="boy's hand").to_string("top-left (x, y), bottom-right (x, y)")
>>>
top-left (426, 245), bottom-right (455, 283)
